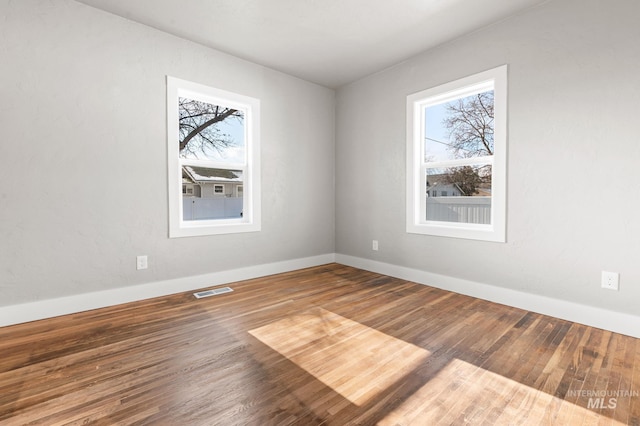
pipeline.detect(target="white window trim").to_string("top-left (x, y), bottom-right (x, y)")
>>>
top-left (167, 76), bottom-right (261, 238)
top-left (406, 65), bottom-right (507, 242)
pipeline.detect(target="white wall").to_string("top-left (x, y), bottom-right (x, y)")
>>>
top-left (335, 0), bottom-right (640, 316)
top-left (0, 0), bottom-right (335, 306)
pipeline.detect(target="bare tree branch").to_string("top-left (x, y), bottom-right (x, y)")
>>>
top-left (443, 91), bottom-right (494, 157)
top-left (179, 108), bottom-right (237, 152)
top-left (177, 97), bottom-right (244, 158)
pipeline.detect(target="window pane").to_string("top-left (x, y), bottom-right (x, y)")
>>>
top-left (426, 165), bottom-right (492, 224)
top-left (182, 166), bottom-right (244, 221)
top-left (424, 90), bottom-right (494, 162)
top-left (178, 97), bottom-right (245, 163)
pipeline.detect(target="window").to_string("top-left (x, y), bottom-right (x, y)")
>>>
top-left (406, 65), bottom-right (507, 242)
top-left (167, 76), bottom-right (260, 237)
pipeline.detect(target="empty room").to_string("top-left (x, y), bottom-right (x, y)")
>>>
top-left (1, 0), bottom-right (639, 424)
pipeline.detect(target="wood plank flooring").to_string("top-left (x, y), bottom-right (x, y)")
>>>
top-left (0, 263), bottom-right (638, 425)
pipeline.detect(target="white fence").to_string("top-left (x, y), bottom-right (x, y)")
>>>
top-left (426, 196), bottom-right (491, 224)
top-left (183, 197), bottom-right (243, 220)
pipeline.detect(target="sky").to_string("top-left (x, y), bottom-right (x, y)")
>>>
top-left (424, 102), bottom-right (454, 163)
top-left (213, 117), bottom-right (246, 164)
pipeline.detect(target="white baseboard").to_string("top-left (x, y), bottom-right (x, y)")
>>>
top-left (0, 253), bottom-right (336, 328)
top-left (3, 252), bottom-right (639, 339)
top-left (336, 254), bottom-right (640, 339)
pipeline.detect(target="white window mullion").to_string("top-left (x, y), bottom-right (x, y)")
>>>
top-left (423, 155), bottom-right (494, 170)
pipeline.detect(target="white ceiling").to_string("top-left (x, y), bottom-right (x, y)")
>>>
top-left (75, 0), bottom-right (547, 88)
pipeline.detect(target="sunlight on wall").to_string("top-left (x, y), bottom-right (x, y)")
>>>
top-left (248, 307), bottom-right (430, 406)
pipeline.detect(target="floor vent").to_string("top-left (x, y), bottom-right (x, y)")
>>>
top-left (193, 287), bottom-right (234, 299)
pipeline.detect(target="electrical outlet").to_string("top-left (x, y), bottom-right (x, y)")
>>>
top-left (601, 271), bottom-right (619, 290)
top-left (137, 255), bottom-right (148, 270)
top-left (372, 240), bottom-right (379, 251)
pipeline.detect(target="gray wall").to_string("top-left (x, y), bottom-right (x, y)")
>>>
top-left (335, 0), bottom-right (640, 315)
top-left (2, 0), bottom-right (639, 319)
top-left (0, 0), bottom-right (335, 306)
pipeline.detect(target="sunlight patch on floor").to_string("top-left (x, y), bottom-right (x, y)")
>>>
top-left (248, 307), bottom-right (430, 406)
top-left (378, 358), bottom-right (627, 425)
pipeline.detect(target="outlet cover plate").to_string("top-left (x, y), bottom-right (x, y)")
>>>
top-left (601, 271), bottom-right (619, 290)
top-left (137, 255), bottom-right (148, 270)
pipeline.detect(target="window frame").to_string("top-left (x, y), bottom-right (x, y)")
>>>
top-left (406, 65), bottom-right (507, 242)
top-left (167, 76), bottom-right (261, 238)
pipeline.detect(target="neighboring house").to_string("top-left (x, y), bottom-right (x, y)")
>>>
top-left (426, 174), bottom-right (490, 197)
top-left (426, 182), bottom-right (463, 197)
top-left (182, 166), bottom-right (243, 199)
top-left (426, 174), bottom-right (464, 197)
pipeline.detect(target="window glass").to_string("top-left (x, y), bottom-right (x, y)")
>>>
top-left (426, 165), bottom-right (492, 224)
top-left (424, 90), bottom-right (494, 162)
top-left (167, 77), bottom-right (260, 237)
top-left (178, 96), bottom-right (246, 163)
top-left (406, 65), bottom-right (507, 242)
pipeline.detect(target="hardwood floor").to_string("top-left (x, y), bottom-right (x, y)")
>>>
top-left (1, 263), bottom-right (638, 425)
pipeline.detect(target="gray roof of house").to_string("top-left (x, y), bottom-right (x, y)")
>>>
top-left (182, 166), bottom-right (243, 183)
